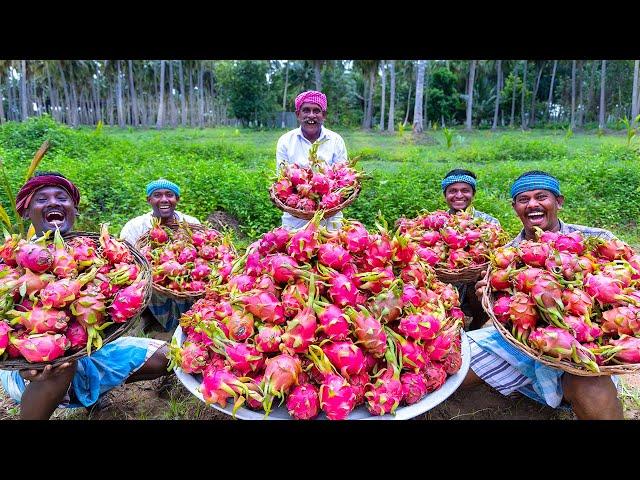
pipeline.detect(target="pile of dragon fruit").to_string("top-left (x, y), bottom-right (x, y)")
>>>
top-left (487, 230), bottom-right (640, 373)
top-left (138, 221), bottom-right (236, 296)
top-left (272, 159), bottom-right (363, 213)
top-left (0, 224), bottom-right (147, 363)
top-left (169, 213), bottom-right (464, 420)
top-left (396, 209), bottom-right (508, 271)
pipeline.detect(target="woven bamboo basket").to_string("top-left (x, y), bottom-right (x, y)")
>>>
top-left (135, 222), bottom-right (232, 301)
top-left (0, 231), bottom-right (152, 371)
top-left (269, 183), bottom-right (361, 220)
top-left (480, 269), bottom-right (640, 377)
top-left (434, 261), bottom-right (489, 285)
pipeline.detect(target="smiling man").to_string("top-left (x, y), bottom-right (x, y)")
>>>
top-left (463, 170), bottom-right (623, 420)
top-left (119, 178), bottom-right (199, 246)
top-left (441, 169), bottom-right (499, 224)
top-left (276, 90), bottom-right (348, 230)
top-left (15, 171), bottom-right (80, 235)
top-left (119, 179), bottom-right (200, 332)
top-left (1, 171), bottom-right (171, 420)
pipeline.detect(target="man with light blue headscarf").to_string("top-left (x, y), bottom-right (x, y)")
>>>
top-left (461, 170), bottom-right (624, 420)
top-left (441, 169), bottom-right (500, 331)
top-left (119, 178), bottom-right (201, 332)
top-left (441, 168), bottom-right (499, 225)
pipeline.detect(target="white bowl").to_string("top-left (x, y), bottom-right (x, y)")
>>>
top-left (173, 326), bottom-right (470, 420)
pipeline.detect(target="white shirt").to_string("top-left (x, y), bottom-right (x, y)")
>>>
top-left (119, 210), bottom-right (201, 246)
top-left (275, 126), bottom-right (348, 230)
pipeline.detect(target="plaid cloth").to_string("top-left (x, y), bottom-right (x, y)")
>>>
top-left (294, 90), bottom-right (327, 111)
top-left (147, 290), bottom-right (195, 332)
top-left (469, 221), bottom-right (620, 408)
top-left (0, 337), bottom-right (165, 409)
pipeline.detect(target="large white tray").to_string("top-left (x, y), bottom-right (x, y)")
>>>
top-left (172, 325), bottom-right (470, 420)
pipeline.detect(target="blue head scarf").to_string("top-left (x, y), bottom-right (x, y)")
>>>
top-left (146, 179), bottom-right (180, 197)
top-left (510, 173), bottom-right (561, 199)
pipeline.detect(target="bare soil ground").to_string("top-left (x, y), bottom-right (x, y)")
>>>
top-left (2, 321), bottom-right (640, 421)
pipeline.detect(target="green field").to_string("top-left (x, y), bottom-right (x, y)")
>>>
top-left (1, 116), bottom-right (639, 245)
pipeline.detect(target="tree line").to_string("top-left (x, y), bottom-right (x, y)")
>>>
top-left (0, 60), bottom-right (638, 130)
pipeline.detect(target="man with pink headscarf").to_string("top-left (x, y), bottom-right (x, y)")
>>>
top-left (276, 89), bottom-right (348, 230)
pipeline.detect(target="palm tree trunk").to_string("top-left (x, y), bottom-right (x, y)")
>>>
top-left (403, 78), bottom-right (413, 127)
top-left (632, 60), bottom-right (640, 127)
top-left (168, 61), bottom-right (177, 127)
top-left (188, 66), bottom-right (195, 126)
top-left (520, 60), bottom-right (528, 128)
top-left (7, 77), bottom-right (16, 121)
top-left (20, 60), bottom-right (29, 120)
top-left (570, 60), bottom-right (577, 129)
top-left (313, 60), bottom-right (322, 91)
top-left (116, 60), bottom-right (125, 127)
top-left (387, 60), bottom-right (396, 132)
top-left (128, 60), bottom-right (139, 126)
top-left (546, 60), bottom-right (557, 121)
top-left (510, 62), bottom-right (518, 126)
top-left (179, 60), bottom-right (187, 126)
top-left (156, 60), bottom-right (166, 128)
top-left (198, 64), bottom-right (204, 128)
top-left (586, 61), bottom-right (598, 123)
top-left (465, 60), bottom-right (477, 131)
top-left (0, 74), bottom-right (5, 123)
top-left (379, 60), bottom-right (386, 131)
top-left (598, 60), bottom-right (607, 130)
top-left (413, 60), bottom-right (426, 134)
top-left (492, 60), bottom-right (502, 130)
top-left (281, 60), bottom-right (289, 128)
top-left (529, 62), bottom-right (544, 128)
top-left (576, 61), bottom-right (584, 127)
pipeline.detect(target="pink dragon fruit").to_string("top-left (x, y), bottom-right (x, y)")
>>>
top-left (307, 345), bottom-right (356, 420)
top-left (347, 306), bottom-right (387, 358)
top-left (398, 311), bottom-right (441, 341)
top-left (149, 217), bottom-right (170, 244)
top-left (286, 383), bottom-right (320, 420)
top-left (322, 340), bottom-right (367, 378)
top-left (564, 315), bottom-right (602, 343)
top-left (401, 372), bottom-right (430, 405)
top-left (316, 242), bottom-right (351, 270)
top-left (527, 326), bottom-right (599, 372)
top-left (280, 276), bottom-right (318, 355)
top-left (11, 332), bottom-right (70, 362)
top-left (100, 223), bottom-right (133, 264)
top-left (225, 311), bottom-right (254, 342)
top-left (240, 291), bottom-right (286, 325)
top-left (255, 325), bottom-right (283, 353)
top-left (261, 353), bottom-right (302, 415)
top-left (315, 303), bottom-right (351, 341)
top-left (423, 363), bottom-right (447, 393)
top-left (605, 335), bottom-right (640, 363)
top-left (8, 304), bottom-right (69, 334)
top-left (200, 367), bottom-right (260, 413)
top-left (0, 322), bottom-right (12, 355)
top-left (40, 267), bottom-right (97, 309)
top-left (364, 337), bottom-right (404, 415)
top-left (508, 291), bottom-right (539, 340)
top-left (168, 339), bottom-right (210, 374)
top-left (15, 240), bottom-right (53, 273)
top-left (108, 280), bottom-right (146, 323)
top-left (493, 294), bottom-right (512, 324)
top-left (50, 228), bottom-right (78, 278)
top-left (600, 306), bottom-right (640, 336)
top-left (65, 320), bottom-right (88, 352)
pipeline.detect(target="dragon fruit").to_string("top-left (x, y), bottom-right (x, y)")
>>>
top-left (8, 304), bottom-right (69, 334)
top-left (286, 383), bottom-right (320, 420)
top-left (108, 280), bottom-right (146, 323)
top-left (307, 345), bottom-right (356, 420)
top-left (0, 322), bottom-right (13, 355)
top-left (11, 332), bottom-right (70, 362)
top-left (261, 353), bottom-right (302, 415)
top-left (401, 372), bottom-right (429, 405)
top-left (50, 228), bottom-right (78, 278)
top-left (15, 240), bottom-right (53, 273)
top-left (527, 326), bottom-right (599, 372)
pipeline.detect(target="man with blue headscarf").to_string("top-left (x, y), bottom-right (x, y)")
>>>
top-left (441, 169), bottom-right (500, 331)
top-left (441, 168), bottom-right (499, 224)
top-left (119, 179), bottom-right (200, 332)
top-left (461, 170), bottom-right (624, 419)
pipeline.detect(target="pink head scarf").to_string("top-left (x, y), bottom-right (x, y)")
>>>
top-left (294, 90), bottom-right (327, 112)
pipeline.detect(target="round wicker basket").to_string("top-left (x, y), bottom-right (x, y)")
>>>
top-left (0, 231), bottom-right (152, 371)
top-left (268, 183), bottom-right (361, 220)
top-left (434, 261), bottom-right (489, 284)
top-left (480, 269), bottom-right (640, 377)
top-left (135, 222), bottom-right (232, 301)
